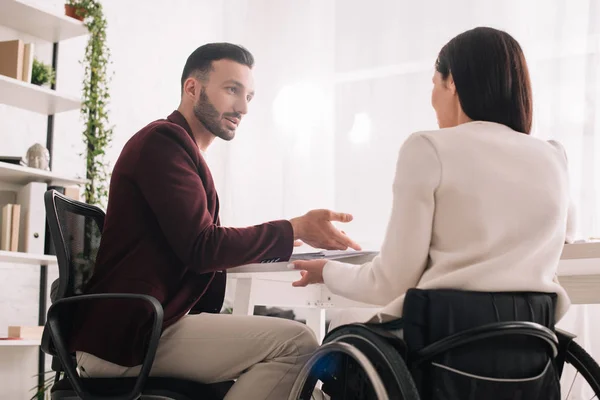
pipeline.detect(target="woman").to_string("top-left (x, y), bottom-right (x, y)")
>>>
top-left (292, 27), bottom-right (577, 329)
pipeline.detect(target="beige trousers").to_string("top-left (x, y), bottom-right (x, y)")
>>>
top-left (77, 313), bottom-right (319, 400)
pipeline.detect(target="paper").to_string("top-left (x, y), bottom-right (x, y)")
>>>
top-left (290, 250), bottom-right (378, 261)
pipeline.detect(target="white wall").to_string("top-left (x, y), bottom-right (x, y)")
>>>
top-left (0, 1), bottom-right (225, 397)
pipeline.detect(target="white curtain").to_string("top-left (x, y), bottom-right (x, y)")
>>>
top-left (211, 1), bottom-right (599, 395)
top-left (207, 0), bottom-right (337, 227)
top-left (212, 0), bottom-right (599, 243)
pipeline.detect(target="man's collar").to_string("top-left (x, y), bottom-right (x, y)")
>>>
top-left (167, 110), bottom-right (209, 158)
top-left (167, 110), bottom-right (194, 140)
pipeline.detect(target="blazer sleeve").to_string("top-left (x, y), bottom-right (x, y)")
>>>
top-left (134, 127), bottom-right (293, 272)
top-left (322, 132), bottom-right (441, 305)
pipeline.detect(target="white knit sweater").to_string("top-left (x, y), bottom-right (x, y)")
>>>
top-left (323, 121), bottom-right (576, 323)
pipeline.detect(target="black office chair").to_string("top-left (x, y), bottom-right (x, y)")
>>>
top-left (43, 189), bottom-right (233, 400)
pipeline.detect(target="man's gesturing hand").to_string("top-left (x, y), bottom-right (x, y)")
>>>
top-left (289, 209), bottom-right (361, 251)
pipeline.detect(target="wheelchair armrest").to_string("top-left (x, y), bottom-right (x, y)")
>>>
top-left (554, 328), bottom-right (577, 376)
top-left (411, 321), bottom-right (558, 367)
top-left (45, 293), bottom-right (163, 400)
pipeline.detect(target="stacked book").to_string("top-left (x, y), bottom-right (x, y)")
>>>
top-left (0, 39), bottom-right (35, 83)
top-left (1, 203), bottom-right (20, 252)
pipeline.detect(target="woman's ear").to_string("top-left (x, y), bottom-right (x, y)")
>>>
top-left (447, 73), bottom-right (457, 95)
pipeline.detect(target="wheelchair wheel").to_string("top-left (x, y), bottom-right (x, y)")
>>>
top-left (562, 340), bottom-right (600, 399)
top-left (288, 325), bottom-right (420, 400)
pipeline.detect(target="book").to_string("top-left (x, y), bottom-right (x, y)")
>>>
top-left (21, 43), bottom-right (34, 83)
top-left (1, 204), bottom-right (12, 251)
top-left (0, 40), bottom-right (24, 80)
top-left (0, 203), bottom-right (22, 251)
top-left (9, 204), bottom-right (20, 252)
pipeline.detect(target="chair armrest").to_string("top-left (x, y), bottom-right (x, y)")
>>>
top-left (45, 293), bottom-right (163, 400)
top-left (411, 321), bottom-right (558, 368)
top-left (554, 328), bottom-right (577, 376)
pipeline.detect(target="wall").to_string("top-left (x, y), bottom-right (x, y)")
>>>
top-left (0, 1), bottom-right (225, 397)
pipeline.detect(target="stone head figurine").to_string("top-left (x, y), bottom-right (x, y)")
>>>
top-left (26, 143), bottom-right (50, 170)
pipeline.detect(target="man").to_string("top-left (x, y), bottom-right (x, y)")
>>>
top-left (70, 43), bottom-right (360, 399)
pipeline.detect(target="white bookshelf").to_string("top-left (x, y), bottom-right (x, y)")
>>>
top-left (0, 339), bottom-right (40, 347)
top-left (0, 0), bottom-right (88, 42)
top-left (0, 250), bottom-right (57, 266)
top-left (0, 3), bottom-right (87, 391)
top-left (0, 162), bottom-right (86, 187)
top-left (0, 74), bottom-right (81, 115)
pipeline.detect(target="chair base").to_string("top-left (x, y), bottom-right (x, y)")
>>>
top-left (51, 376), bottom-right (234, 400)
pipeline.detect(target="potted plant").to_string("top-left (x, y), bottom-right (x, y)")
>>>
top-left (29, 370), bottom-right (54, 400)
top-left (31, 58), bottom-right (55, 87)
top-left (64, 0), bottom-right (86, 21)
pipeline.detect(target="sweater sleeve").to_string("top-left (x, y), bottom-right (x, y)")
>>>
top-left (548, 139), bottom-right (577, 243)
top-left (134, 127), bottom-right (293, 272)
top-left (322, 132), bottom-right (441, 305)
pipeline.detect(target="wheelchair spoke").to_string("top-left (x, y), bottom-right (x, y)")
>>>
top-left (566, 370), bottom-right (580, 399)
top-left (559, 338), bottom-right (600, 400)
top-left (562, 359), bottom-right (600, 399)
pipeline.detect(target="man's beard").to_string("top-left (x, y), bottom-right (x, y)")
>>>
top-left (193, 87), bottom-right (238, 141)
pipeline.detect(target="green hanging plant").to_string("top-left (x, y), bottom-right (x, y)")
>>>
top-left (70, 0), bottom-right (114, 208)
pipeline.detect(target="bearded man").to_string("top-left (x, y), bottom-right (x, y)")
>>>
top-left (70, 43), bottom-right (359, 399)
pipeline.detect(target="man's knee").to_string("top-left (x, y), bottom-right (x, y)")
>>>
top-left (275, 320), bottom-right (319, 359)
top-left (294, 322), bottom-right (320, 355)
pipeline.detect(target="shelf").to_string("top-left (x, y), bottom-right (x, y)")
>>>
top-left (0, 339), bottom-right (40, 347)
top-left (0, 74), bottom-right (81, 115)
top-left (0, 250), bottom-right (57, 266)
top-left (0, 0), bottom-right (88, 42)
top-left (0, 161), bottom-right (86, 186)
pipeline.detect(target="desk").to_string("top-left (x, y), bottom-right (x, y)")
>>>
top-left (229, 253), bottom-right (376, 341)
top-left (227, 242), bottom-right (600, 342)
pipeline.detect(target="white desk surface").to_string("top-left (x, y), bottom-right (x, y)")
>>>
top-left (229, 253), bottom-right (377, 275)
top-left (229, 242), bottom-right (600, 275)
top-left (227, 242), bottom-right (600, 306)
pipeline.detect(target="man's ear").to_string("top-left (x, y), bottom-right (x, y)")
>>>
top-left (183, 77), bottom-right (197, 98)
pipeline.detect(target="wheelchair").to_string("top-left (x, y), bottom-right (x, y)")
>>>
top-left (289, 289), bottom-right (600, 400)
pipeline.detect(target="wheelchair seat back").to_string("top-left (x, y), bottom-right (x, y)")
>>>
top-left (402, 289), bottom-right (560, 400)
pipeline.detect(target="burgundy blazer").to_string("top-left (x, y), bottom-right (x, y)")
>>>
top-left (69, 111), bottom-right (293, 366)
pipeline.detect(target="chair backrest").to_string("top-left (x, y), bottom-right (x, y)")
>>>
top-left (402, 288), bottom-right (556, 351)
top-left (44, 189), bottom-right (105, 302)
top-left (402, 289), bottom-right (560, 399)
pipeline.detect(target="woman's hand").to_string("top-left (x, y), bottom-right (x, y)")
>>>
top-left (291, 259), bottom-right (328, 287)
